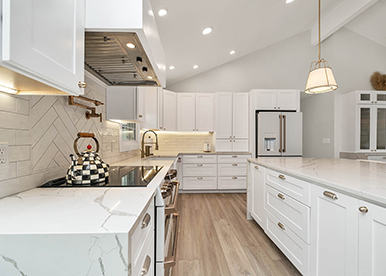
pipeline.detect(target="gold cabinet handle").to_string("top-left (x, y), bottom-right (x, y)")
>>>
top-left (232, 155), bottom-right (237, 158)
top-left (141, 213), bottom-right (151, 229)
top-left (278, 174), bottom-right (286, 180)
top-left (359, 206), bottom-right (368, 213)
top-left (197, 164), bottom-right (203, 167)
top-left (78, 81), bottom-right (87, 88)
top-left (232, 176), bottom-right (238, 180)
top-left (232, 163), bottom-right (238, 166)
top-left (139, 115), bottom-right (143, 118)
top-left (197, 177), bottom-right (203, 180)
top-left (278, 193), bottom-right (285, 200)
top-left (254, 165), bottom-right (259, 169)
top-left (141, 255), bottom-right (151, 276)
top-left (323, 191), bottom-right (338, 200)
top-left (278, 222), bottom-right (285, 230)
top-left (197, 156), bottom-right (203, 158)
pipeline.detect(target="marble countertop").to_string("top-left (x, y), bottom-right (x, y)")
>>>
top-left (0, 158), bottom-right (175, 235)
top-left (143, 151), bottom-right (252, 157)
top-left (249, 158), bottom-right (386, 207)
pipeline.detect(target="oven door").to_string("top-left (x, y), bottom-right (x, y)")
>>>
top-left (164, 213), bottom-right (179, 276)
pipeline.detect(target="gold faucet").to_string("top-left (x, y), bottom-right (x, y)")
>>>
top-left (141, 130), bottom-right (159, 158)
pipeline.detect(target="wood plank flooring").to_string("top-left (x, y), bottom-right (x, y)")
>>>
top-left (173, 193), bottom-right (302, 276)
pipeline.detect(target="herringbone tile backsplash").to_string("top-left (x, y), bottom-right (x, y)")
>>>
top-left (0, 76), bottom-right (139, 198)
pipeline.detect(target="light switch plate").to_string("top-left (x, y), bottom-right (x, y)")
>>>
top-left (0, 143), bottom-right (9, 166)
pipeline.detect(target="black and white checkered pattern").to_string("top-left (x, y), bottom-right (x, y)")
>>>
top-left (66, 151), bottom-right (109, 186)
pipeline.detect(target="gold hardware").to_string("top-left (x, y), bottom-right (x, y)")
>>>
top-left (141, 255), bottom-right (151, 275)
top-left (278, 222), bottom-right (285, 230)
top-left (139, 115), bottom-right (143, 118)
top-left (283, 115), bottom-right (286, 152)
top-left (197, 156), bottom-right (203, 158)
top-left (68, 96), bottom-right (103, 122)
top-left (78, 81), bottom-right (87, 88)
top-left (141, 213), bottom-right (151, 229)
top-left (73, 133), bottom-right (100, 163)
top-left (279, 115), bottom-right (283, 152)
top-left (164, 213), bottom-right (179, 269)
top-left (197, 164), bottom-right (203, 167)
top-left (278, 174), bottom-right (286, 180)
top-left (197, 177), bottom-right (203, 180)
top-left (232, 163), bottom-right (238, 166)
top-left (232, 155), bottom-right (237, 158)
top-left (323, 191), bottom-right (338, 200)
top-left (278, 107), bottom-right (280, 109)
top-left (165, 182), bottom-right (180, 215)
top-left (254, 165), bottom-right (259, 169)
top-left (278, 193), bottom-right (285, 200)
top-left (359, 206), bottom-right (368, 213)
top-left (232, 176), bottom-right (238, 180)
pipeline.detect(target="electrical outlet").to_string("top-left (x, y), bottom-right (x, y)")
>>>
top-left (322, 138), bottom-right (331, 144)
top-left (0, 143), bottom-right (9, 166)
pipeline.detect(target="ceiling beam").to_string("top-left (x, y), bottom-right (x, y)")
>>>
top-left (311, 0), bottom-right (378, 45)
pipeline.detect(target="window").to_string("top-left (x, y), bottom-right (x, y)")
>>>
top-left (119, 123), bottom-right (140, 152)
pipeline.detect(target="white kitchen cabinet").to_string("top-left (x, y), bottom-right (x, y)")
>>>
top-left (0, 0), bottom-right (85, 95)
top-left (177, 93), bottom-right (196, 131)
top-left (183, 177), bottom-right (217, 190)
top-left (106, 86), bottom-right (145, 122)
top-left (251, 164), bottom-right (265, 229)
top-left (310, 185), bottom-right (358, 276)
top-left (141, 87), bottom-right (161, 130)
top-left (215, 92), bottom-right (249, 152)
top-left (177, 93), bottom-right (214, 132)
top-left (251, 89), bottom-right (299, 111)
top-left (162, 90), bottom-right (177, 131)
top-left (342, 90), bottom-right (386, 153)
top-left (358, 201), bottom-right (386, 276)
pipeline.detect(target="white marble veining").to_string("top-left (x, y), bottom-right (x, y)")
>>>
top-left (249, 158), bottom-right (386, 207)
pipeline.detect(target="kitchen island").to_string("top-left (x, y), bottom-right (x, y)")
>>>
top-left (247, 157), bottom-right (386, 276)
top-left (0, 158), bottom-right (174, 276)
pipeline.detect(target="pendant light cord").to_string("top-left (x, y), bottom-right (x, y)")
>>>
top-left (318, 0), bottom-right (321, 62)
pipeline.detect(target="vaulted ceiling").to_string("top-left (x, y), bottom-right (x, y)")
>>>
top-left (150, 0), bottom-right (346, 86)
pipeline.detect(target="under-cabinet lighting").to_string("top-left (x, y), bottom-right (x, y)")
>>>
top-left (126, 43), bottom-right (135, 49)
top-left (0, 85), bottom-right (18, 94)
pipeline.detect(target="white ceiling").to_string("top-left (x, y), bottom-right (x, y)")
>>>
top-left (150, 0), bottom-right (345, 86)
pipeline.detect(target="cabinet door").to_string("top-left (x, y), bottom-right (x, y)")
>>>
top-left (232, 93), bottom-right (249, 139)
top-left (163, 90), bottom-right (177, 131)
top-left (136, 89), bottom-right (145, 123)
top-left (374, 91), bottom-right (386, 105)
top-left (196, 93), bottom-right (214, 132)
top-left (215, 139), bottom-right (232, 152)
top-left (251, 164), bottom-right (265, 229)
top-left (232, 139), bottom-right (249, 152)
top-left (358, 201), bottom-right (386, 276)
top-left (106, 86), bottom-right (136, 121)
top-left (276, 90), bottom-right (299, 111)
top-left (310, 185), bottom-right (358, 276)
top-left (255, 90), bottom-right (276, 110)
top-left (1, 0), bottom-right (85, 95)
top-left (375, 106), bottom-right (386, 152)
top-left (357, 105), bottom-right (374, 152)
top-left (215, 93), bottom-right (233, 138)
top-left (158, 88), bottom-right (164, 130)
top-left (177, 93), bottom-right (196, 131)
top-left (141, 87), bottom-right (158, 129)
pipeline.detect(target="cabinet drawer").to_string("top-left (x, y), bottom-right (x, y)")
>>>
top-left (183, 177), bottom-right (217, 190)
top-left (182, 155), bottom-right (217, 164)
top-left (266, 169), bottom-right (310, 206)
top-left (183, 163), bottom-right (217, 176)
top-left (217, 154), bottom-right (251, 163)
top-left (265, 184), bottom-right (310, 243)
top-left (132, 199), bottom-right (154, 265)
top-left (217, 163), bottom-right (247, 176)
top-left (218, 176), bottom-right (247, 190)
top-left (265, 211), bottom-right (309, 275)
top-left (133, 227), bottom-right (154, 276)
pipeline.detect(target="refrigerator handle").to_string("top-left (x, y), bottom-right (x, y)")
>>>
top-left (283, 115), bottom-right (286, 153)
top-left (279, 115), bottom-right (283, 152)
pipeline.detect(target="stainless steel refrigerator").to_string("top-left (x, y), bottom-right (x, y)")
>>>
top-left (256, 111), bottom-right (302, 157)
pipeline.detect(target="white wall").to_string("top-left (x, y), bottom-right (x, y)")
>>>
top-left (167, 28), bottom-right (386, 158)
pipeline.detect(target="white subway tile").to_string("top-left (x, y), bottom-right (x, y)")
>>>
top-left (0, 162), bottom-right (17, 181)
top-left (9, 146), bottom-right (30, 162)
top-left (0, 93), bottom-right (16, 112)
top-left (16, 130), bottom-right (31, 145)
top-left (16, 99), bottom-right (29, 115)
top-left (30, 96), bottom-right (57, 127)
top-left (0, 172), bottom-right (44, 199)
top-left (17, 160), bottom-right (31, 177)
top-left (31, 125), bottom-right (58, 167)
top-left (0, 129), bottom-right (16, 145)
top-left (0, 111), bottom-right (29, 130)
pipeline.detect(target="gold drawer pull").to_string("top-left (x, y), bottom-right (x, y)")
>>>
top-left (232, 163), bottom-right (238, 166)
top-left (278, 222), bottom-right (285, 230)
top-left (197, 177), bottom-right (203, 180)
top-left (141, 213), bottom-right (151, 229)
top-left (232, 176), bottom-right (238, 180)
top-left (278, 193), bottom-right (285, 200)
top-left (278, 174), bottom-right (286, 180)
top-left (254, 165), bottom-right (259, 169)
top-left (232, 155), bottom-right (237, 158)
top-left (323, 191), bottom-right (338, 200)
top-left (141, 255), bottom-right (151, 275)
top-left (359, 206), bottom-right (368, 213)
top-left (197, 164), bottom-right (203, 167)
top-left (197, 156), bottom-right (203, 158)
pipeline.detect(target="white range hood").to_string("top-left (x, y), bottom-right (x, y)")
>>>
top-left (85, 0), bottom-right (166, 87)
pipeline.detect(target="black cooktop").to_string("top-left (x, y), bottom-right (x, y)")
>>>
top-left (40, 166), bottom-right (164, 188)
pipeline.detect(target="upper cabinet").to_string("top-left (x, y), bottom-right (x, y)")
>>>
top-left (0, 0), bottom-right (85, 95)
top-left (251, 89), bottom-right (300, 111)
top-left (141, 87), bottom-right (161, 130)
top-left (106, 86), bottom-right (145, 123)
top-left (161, 90), bottom-right (177, 131)
top-left (177, 93), bottom-right (214, 132)
top-left (342, 90), bottom-right (386, 153)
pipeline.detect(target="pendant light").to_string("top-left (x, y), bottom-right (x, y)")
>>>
top-left (305, 0), bottom-right (337, 94)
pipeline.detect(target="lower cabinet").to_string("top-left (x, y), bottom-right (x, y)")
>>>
top-left (218, 176), bottom-right (246, 190)
top-left (251, 164), bottom-right (265, 229)
top-left (183, 176), bottom-right (217, 190)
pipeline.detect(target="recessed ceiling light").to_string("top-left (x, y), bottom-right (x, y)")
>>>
top-left (147, 76), bottom-right (153, 80)
top-left (202, 27), bottom-right (213, 35)
top-left (230, 50), bottom-right (236, 55)
top-left (169, 66), bottom-right (175, 70)
top-left (158, 9), bottom-right (168, 17)
top-left (286, 0), bottom-right (294, 4)
top-left (193, 65), bottom-right (198, 69)
top-left (126, 43), bottom-right (135, 49)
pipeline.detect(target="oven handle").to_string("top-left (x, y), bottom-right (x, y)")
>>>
top-left (165, 181), bottom-right (179, 215)
top-left (164, 213), bottom-right (179, 270)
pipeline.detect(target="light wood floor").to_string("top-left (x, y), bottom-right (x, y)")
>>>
top-left (173, 193), bottom-right (302, 276)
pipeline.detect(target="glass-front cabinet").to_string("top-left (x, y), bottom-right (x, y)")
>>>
top-left (358, 91), bottom-right (386, 105)
top-left (357, 105), bottom-right (386, 152)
